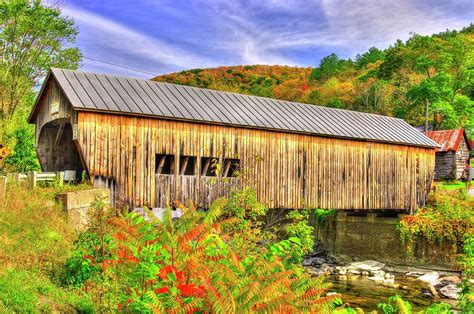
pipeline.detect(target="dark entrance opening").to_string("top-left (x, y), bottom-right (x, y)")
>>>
top-left (37, 119), bottom-right (84, 180)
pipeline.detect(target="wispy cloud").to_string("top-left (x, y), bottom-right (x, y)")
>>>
top-left (63, 0), bottom-right (473, 76)
top-left (62, 5), bottom-right (216, 77)
top-left (320, 0), bottom-right (472, 50)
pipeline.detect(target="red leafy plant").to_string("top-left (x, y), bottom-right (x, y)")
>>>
top-left (65, 196), bottom-right (340, 313)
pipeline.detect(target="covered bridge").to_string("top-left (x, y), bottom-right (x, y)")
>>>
top-left (29, 68), bottom-right (438, 212)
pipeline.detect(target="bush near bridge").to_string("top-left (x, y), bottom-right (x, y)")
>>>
top-left (62, 189), bottom-right (340, 312)
top-left (398, 189), bottom-right (473, 248)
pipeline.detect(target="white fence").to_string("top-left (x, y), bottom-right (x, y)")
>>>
top-left (0, 171), bottom-right (77, 197)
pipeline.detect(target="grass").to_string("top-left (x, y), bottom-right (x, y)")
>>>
top-left (440, 180), bottom-right (469, 191)
top-left (0, 183), bottom-right (94, 312)
top-left (0, 269), bottom-right (93, 312)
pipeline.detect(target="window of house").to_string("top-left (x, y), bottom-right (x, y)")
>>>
top-left (179, 155), bottom-right (197, 175)
top-left (155, 154), bottom-right (175, 175)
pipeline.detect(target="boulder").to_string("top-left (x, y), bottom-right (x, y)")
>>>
top-left (302, 256), bottom-right (328, 267)
top-left (384, 273), bottom-right (395, 280)
top-left (417, 272), bottom-right (439, 285)
top-left (361, 271), bottom-right (369, 276)
top-left (348, 260), bottom-right (385, 272)
top-left (368, 276), bottom-right (385, 281)
top-left (370, 270), bottom-right (385, 277)
top-left (348, 269), bottom-right (361, 275)
top-left (439, 284), bottom-right (461, 299)
top-left (320, 264), bottom-right (332, 273)
top-left (427, 284), bottom-right (439, 298)
top-left (439, 276), bottom-right (461, 285)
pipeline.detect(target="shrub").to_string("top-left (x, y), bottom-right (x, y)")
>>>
top-left (3, 125), bottom-right (40, 173)
top-left (64, 192), bottom-right (341, 312)
top-left (377, 295), bottom-right (451, 313)
top-left (457, 234), bottom-right (474, 311)
top-left (222, 188), bottom-right (316, 264)
top-left (398, 190), bottom-right (473, 247)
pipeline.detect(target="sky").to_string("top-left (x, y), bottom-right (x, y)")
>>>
top-left (59, 0), bottom-right (474, 79)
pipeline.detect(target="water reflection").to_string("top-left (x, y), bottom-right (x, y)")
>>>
top-left (328, 274), bottom-right (454, 311)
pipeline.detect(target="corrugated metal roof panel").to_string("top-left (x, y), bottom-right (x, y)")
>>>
top-left (425, 129), bottom-right (469, 152)
top-left (36, 68), bottom-right (439, 148)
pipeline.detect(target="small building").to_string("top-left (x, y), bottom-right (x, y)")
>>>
top-left (425, 129), bottom-right (471, 180)
top-left (29, 68), bottom-right (438, 212)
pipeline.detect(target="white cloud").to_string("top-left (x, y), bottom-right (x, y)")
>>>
top-left (201, 0), bottom-right (472, 65)
top-left (62, 5), bottom-right (215, 75)
top-left (320, 0), bottom-right (472, 50)
top-left (58, 0), bottom-right (473, 74)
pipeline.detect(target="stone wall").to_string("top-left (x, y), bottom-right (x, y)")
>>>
top-left (315, 212), bottom-right (457, 270)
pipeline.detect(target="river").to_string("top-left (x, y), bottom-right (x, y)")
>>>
top-left (328, 274), bottom-right (457, 311)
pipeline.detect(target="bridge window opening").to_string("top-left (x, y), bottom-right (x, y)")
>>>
top-left (223, 158), bottom-right (240, 177)
top-left (155, 154), bottom-right (175, 175)
top-left (201, 157), bottom-right (217, 176)
top-left (179, 155), bottom-right (196, 175)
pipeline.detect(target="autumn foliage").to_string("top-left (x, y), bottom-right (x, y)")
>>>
top-left (63, 193), bottom-right (340, 313)
top-left (155, 25), bottom-right (474, 136)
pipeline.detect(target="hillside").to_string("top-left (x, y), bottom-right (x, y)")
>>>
top-left (154, 25), bottom-right (474, 136)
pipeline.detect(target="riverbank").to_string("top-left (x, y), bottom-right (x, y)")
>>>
top-left (305, 258), bottom-right (460, 311)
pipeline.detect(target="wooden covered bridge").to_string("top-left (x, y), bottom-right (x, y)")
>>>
top-left (29, 68), bottom-right (438, 212)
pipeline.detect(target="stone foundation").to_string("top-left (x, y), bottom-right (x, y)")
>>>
top-left (314, 212), bottom-right (457, 270)
top-left (55, 188), bottom-right (110, 230)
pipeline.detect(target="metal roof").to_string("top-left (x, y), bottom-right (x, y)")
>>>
top-left (29, 68), bottom-right (439, 148)
top-left (425, 129), bottom-right (470, 152)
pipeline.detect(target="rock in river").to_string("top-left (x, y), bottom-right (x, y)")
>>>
top-left (438, 275), bottom-right (461, 285)
top-left (439, 284), bottom-right (461, 299)
top-left (417, 272), bottom-right (439, 285)
top-left (370, 270), bottom-right (385, 277)
top-left (347, 260), bottom-right (385, 272)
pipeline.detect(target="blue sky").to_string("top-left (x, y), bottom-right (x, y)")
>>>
top-left (60, 0), bottom-right (473, 78)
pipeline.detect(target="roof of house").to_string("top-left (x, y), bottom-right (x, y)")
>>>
top-left (424, 129), bottom-right (471, 152)
top-left (29, 68), bottom-right (439, 148)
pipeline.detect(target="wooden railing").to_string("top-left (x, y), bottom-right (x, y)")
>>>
top-left (155, 174), bottom-right (240, 208)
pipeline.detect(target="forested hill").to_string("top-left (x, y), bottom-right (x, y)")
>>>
top-left (154, 25), bottom-right (474, 136)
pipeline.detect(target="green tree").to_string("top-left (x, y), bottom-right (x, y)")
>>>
top-left (4, 125), bottom-right (39, 172)
top-left (355, 47), bottom-right (385, 69)
top-left (377, 43), bottom-right (405, 80)
top-left (309, 53), bottom-right (351, 82)
top-left (0, 0), bottom-right (81, 171)
top-left (0, 0), bottom-right (81, 122)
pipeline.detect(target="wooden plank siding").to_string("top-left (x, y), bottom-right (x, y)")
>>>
top-left (77, 111), bottom-right (435, 211)
top-left (33, 79), bottom-right (75, 144)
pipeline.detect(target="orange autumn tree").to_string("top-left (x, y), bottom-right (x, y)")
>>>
top-left (63, 195), bottom-right (340, 313)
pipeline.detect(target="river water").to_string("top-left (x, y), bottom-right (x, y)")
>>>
top-left (328, 274), bottom-right (456, 311)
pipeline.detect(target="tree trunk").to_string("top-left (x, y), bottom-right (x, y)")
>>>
top-left (424, 99), bottom-right (430, 133)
